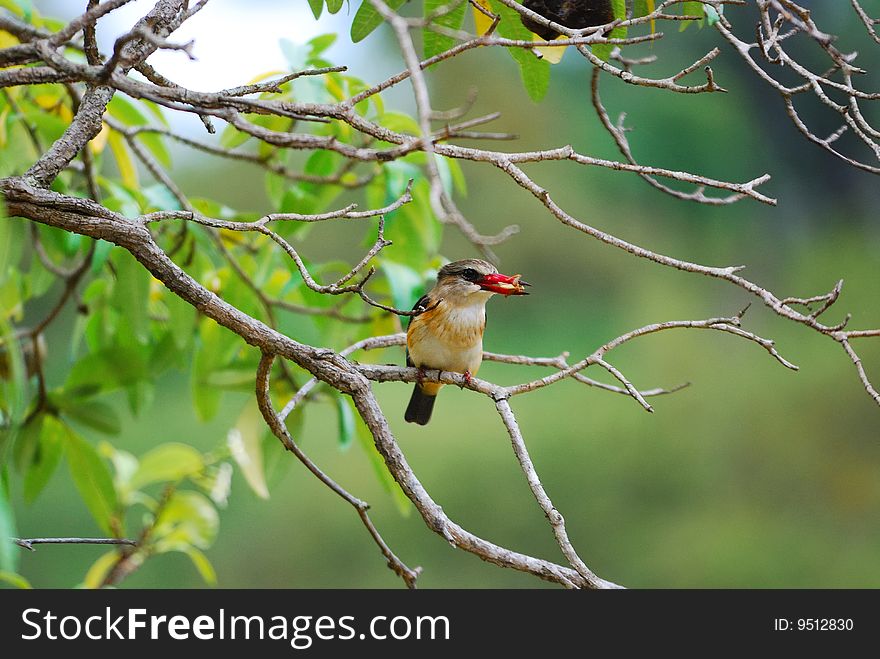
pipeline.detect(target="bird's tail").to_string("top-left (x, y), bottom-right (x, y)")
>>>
top-left (405, 384), bottom-right (437, 425)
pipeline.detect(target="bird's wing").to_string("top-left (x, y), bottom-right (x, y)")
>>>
top-left (405, 294), bottom-right (432, 368)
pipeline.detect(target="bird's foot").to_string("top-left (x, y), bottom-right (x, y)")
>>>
top-left (416, 367), bottom-right (427, 384)
top-left (461, 370), bottom-right (473, 388)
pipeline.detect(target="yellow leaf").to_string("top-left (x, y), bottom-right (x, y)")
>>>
top-left (82, 550), bottom-right (119, 589)
top-left (0, 30), bottom-right (19, 49)
top-left (219, 228), bottom-right (245, 246)
top-left (534, 34), bottom-right (567, 65)
top-left (89, 122), bottom-right (109, 155)
top-left (107, 130), bottom-right (138, 188)
top-left (325, 75), bottom-right (345, 102)
top-left (471, 0), bottom-right (494, 35)
top-left (0, 105), bottom-right (9, 148)
top-left (33, 94), bottom-right (59, 111)
top-left (264, 268), bottom-right (291, 298)
top-left (245, 70), bottom-right (287, 85)
top-left (0, 571), bottom-right (32, 589)
top-left (58, 103), bottom-right (73, 123)
top-left (149, 277), bottom-right (163, 303)
top-left (34, 93), bottom-right (74, 121)
top-left (227, 399), bottom-right (270, 500)
top-left (185, 547), bottom-right (217, 586)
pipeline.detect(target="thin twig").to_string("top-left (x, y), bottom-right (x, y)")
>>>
top-left (14, 537), bottom-right (137, 551)
top-left (256, 352), bottom-right (421, 588)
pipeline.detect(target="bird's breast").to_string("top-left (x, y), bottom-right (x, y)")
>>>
top-left (407, 301), bottom-right (485, 374)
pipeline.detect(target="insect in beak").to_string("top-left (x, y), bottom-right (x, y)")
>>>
top-left (477, 273), bottom-right (530, 296)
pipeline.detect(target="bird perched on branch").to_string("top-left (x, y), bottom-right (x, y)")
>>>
top-left (520, 0), bottom-right (614, 40)
top-left (405, 259), bottom-right (530, 425)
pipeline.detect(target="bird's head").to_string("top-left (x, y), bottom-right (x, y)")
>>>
top-left (436, 259), bottom-right (530, 304)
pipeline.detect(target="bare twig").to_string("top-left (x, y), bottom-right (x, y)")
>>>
top-left (256, 352), bottom-right (421, 588)
top-left (14, 537), bottom-right (137, 551)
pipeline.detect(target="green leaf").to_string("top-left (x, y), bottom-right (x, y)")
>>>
top-left (423, 0), bottom-right (467, 58)
top-left (12, 413), bottom-right (43, 473)
top-left (90, 240), bottom-right (113, 274)
top-left (99, 441), bottom-right (139, 499)
top-left (0, 270), bottom-right (23, 325)
top-left (205, 368), bottom-right (257, 390)
top-left (304, 149), bottom-right (340, 177)
top-left (355, 415), bottom-right (411, 516)
top-left (192, 375), bottom-right (222, 421)
top-left (143, 184), bottom-right (182, 213)
top-left (307, 0), bottom-right (324, 19)
top-left (24, 251), bottom-right (55, 298)
top-left (633, 0), bottom-right (655, 17)
top-left (0, 474), bottom-right (18, 572)
top-left (219, 122), bottom-right (250, 150)
top-left (681, 1), bottom-right (705, 30)
top-left (192, 319), bottom-right (225, 421)
top-left (163, 288), bottom-right (196, 350)
top-left (381, 175), bottom-right (441, 267)
top-left (23, 414), bottom-right (64, 503)
top-left (515, 56), bottom-right (550, 101)
top-left (380, 260), bottom-right (424, 311)
top-left (191, 462), bottom-right (232, 507)
top-left (0, 318), bottom-right (27, 427)
top-left (633, 0), bottom-right (657, 35)
top-left (129, 443), bottom-right (205, 491)
top-left (326, 0), bottom-right (344, 13)
top-left (0, 570), bottom-right (32, 589)
top-left (64, 428), bottom-right (119, 534)
top-left (704, 5), bottom-right (722, 26)
top-left (434, 153), bottom-right (456, 197)
top-left (379, 111), bottom-right (422, 136)
top-left (111, 249), bottom-right (150, 344)
top-left (0, 209), bottom-right (24, 287)
top-left (279, 38), bottom-right (310, 71)
top-left (261, 403), bottom-right (299, 487)
top-left (22, 102), bottom-right (68, 144)
top-left (130, 379), bottom-right (155, 419)
top-left (683, 1), bottom-right (704, 16)
top-left (64, 345), bottom-right (148, 394)
top-left (443, 155), bottom-right (467, 196)
top-left (107, 95), bottom-right (147, 126)
top-left (152, 491), bottom-right (218, 550)
top-left (592, 0), bottom-right (627, 62)
top-left (227, 400), bottom-right (269, 499)
top-left (127, 379), bottom-right (154, 417)
top-left (336, 395), bottom-right (355, 450)
top-left (57, 398), bottom-right (121, 435)
top-left (140, 132), bottom-right (172, 168)
top-left (489, 0), bottom-right (550, 101)
top-left (308, 33), bottom-right (337, 57)
top-left (351, 0), bottom-right (406, 42)
top-left (101, 186), bottom-right (141, 220)
top-left (386, 159), bottom-right (419, 197)
top-left (140, 100), bottom-right (169, 127)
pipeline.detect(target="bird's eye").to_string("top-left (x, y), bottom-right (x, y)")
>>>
top-left (461, 268), bottom-right (480, 282)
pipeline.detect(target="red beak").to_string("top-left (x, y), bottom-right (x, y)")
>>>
top-left (477, 273), bottom-right (531, 296)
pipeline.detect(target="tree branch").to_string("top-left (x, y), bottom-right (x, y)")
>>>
top-left (256, 352), bottom-right (421, 589)
top-left (13, 537), bottom-right (137, 551)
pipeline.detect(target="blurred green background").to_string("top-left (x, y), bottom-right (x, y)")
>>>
top-left (13, 1), bottom-right (880, 588)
